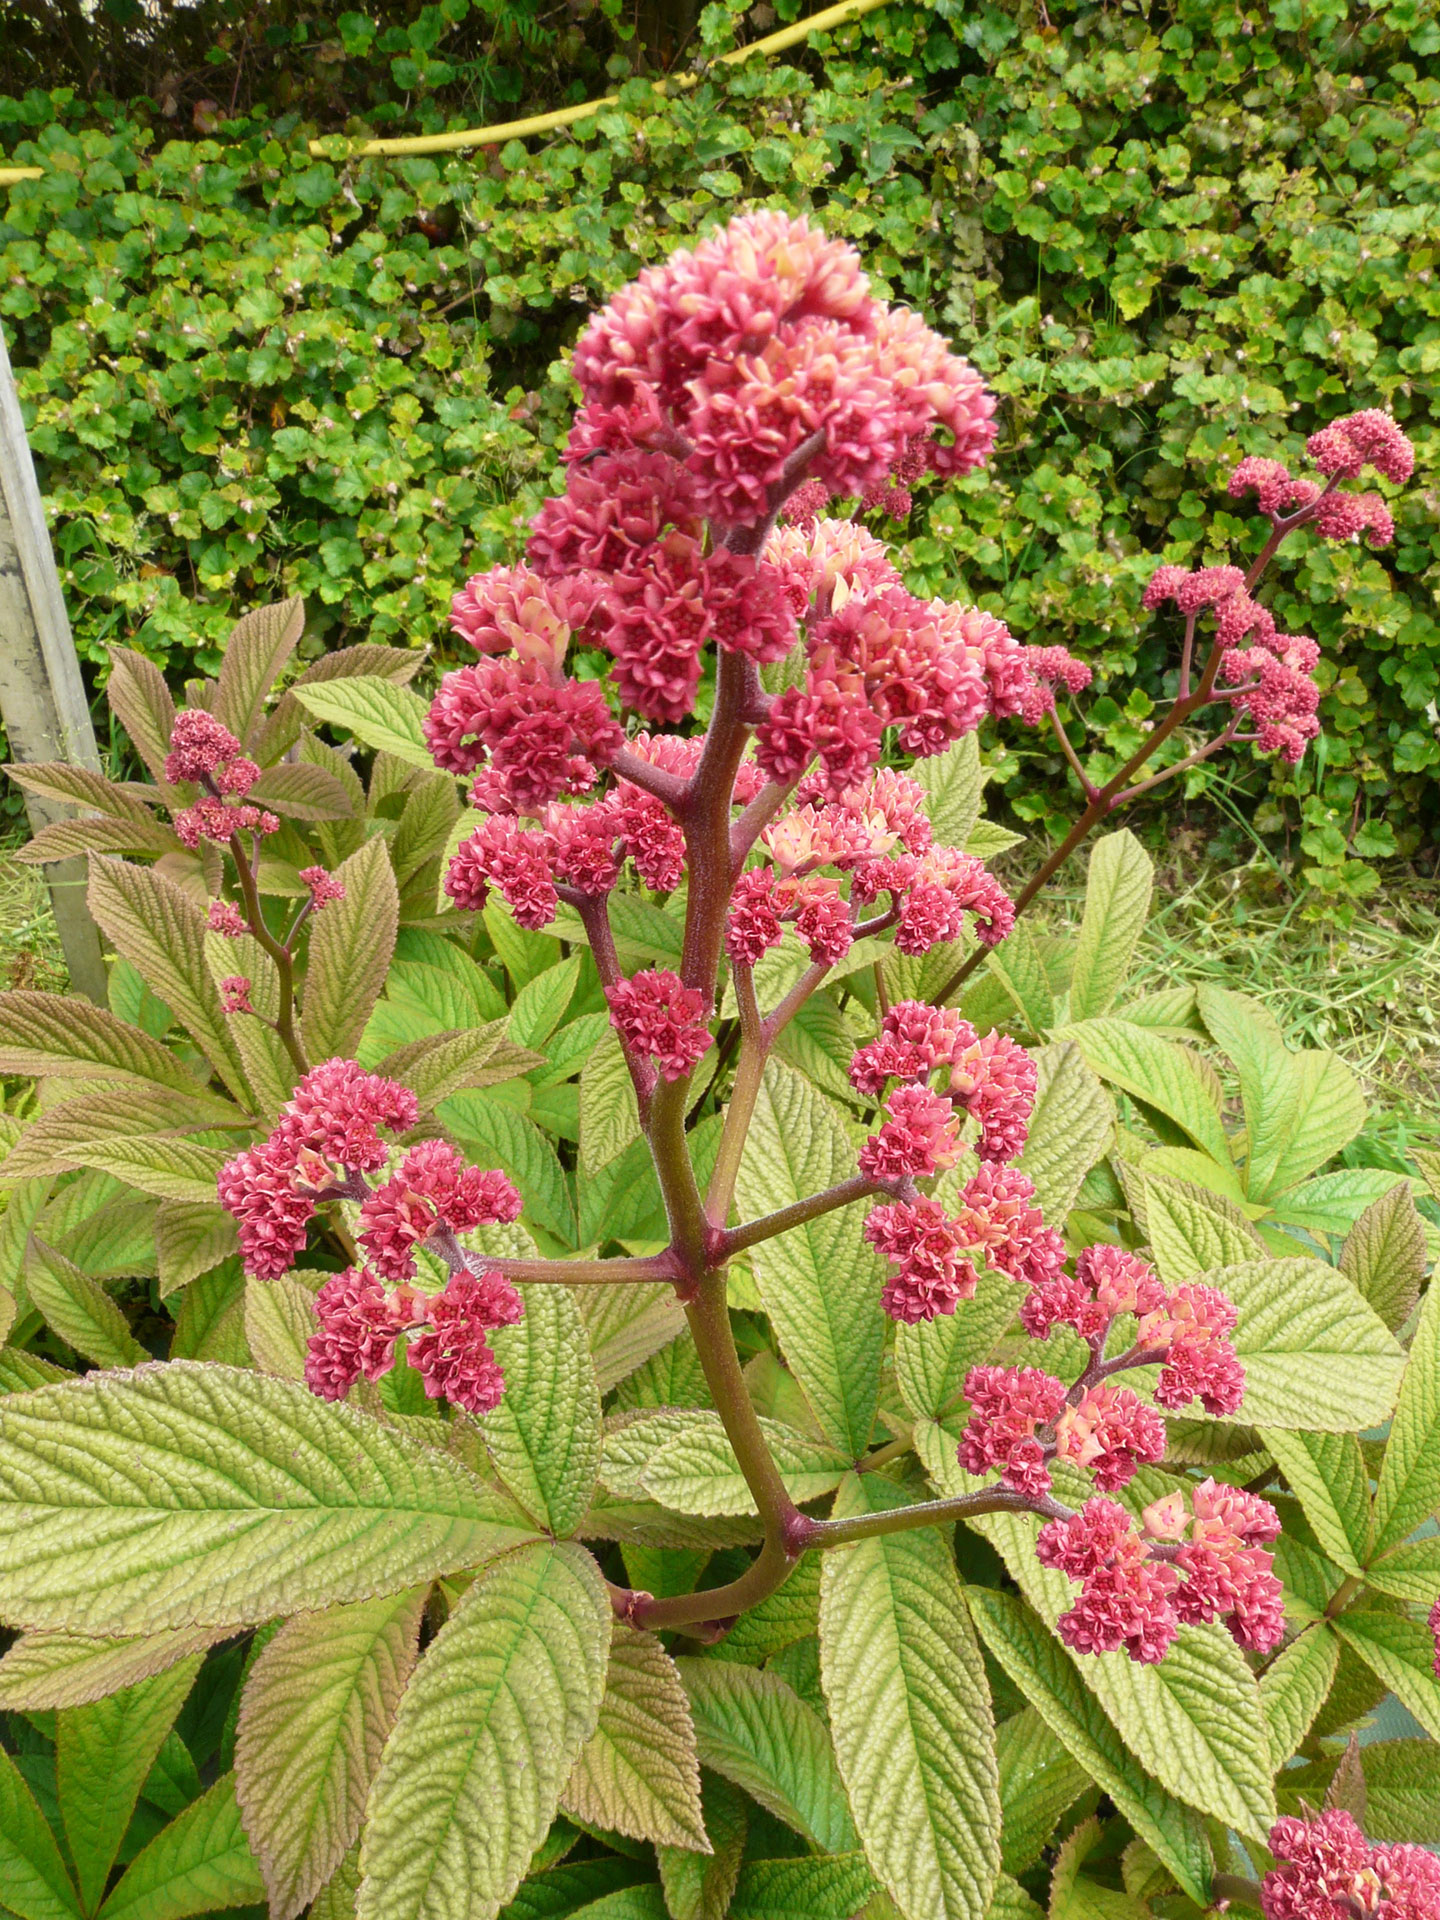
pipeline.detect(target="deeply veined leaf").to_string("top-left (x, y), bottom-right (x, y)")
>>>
top-left (995, 1707), bottom-right (1091, 1878)
top-left (58, 1655), bottom-right (202, 1911)
top-left (0, 1742), bottom-right (83, 1920)
top-left (1052, 1021), bottom-right (1230, 1165)
top-left (1370, 1268), bottom-right (1440, 1555)
top-left (1361, 1535), bottom-right (1440, 1605)
top-left (580, 1030), bottom-right (643, 1177)
top-left (657, 1772), bottom-right (747, 1920)
top-left (1339, 1182), bottom-right (1425, 1333)
top-left (986, 922), bottom-right (1055, 1033)
top-left (735, 1062), bottom-right (885, 1455)
top-left (0, 1626), bottom-right (222, 1710)
top-left (0, 989), bottom-right (201, 1091)
top-left (1264, 1049), bottom-right (1367, 1195)
top-left (7, 761), bottom-right (156, 824)
top-left (358, 1541), bottom-right (611, 1920)
top-left (1331, 1614), bottom-right (1440, 1742)
top-left (311, 1843), bottom-right (362, 1920)
top-left (974, 1507), bottom-right (1274, 1842)
top-left (293, 677), bottom-right (435, 770)
top-left (1193, 988), bottom-right (1298, 1199)
top-left (893, 1272), bottom-right (1021, 1425)
top-left (302, 837), bottom-right (399, 1063)
top-left (989, 1873), bottom-right (1048, 1920)
top-left (675, 1657), bottom-right (858, 1854)
top-left (819, 1473), bottom-right (1001, 1920)
top-left (0, 1362), bottom-right (535, 1633)
top-left (964, 1590), bottom-right (1211, 1906)
top-left (1197, 1257), bottom-right (1406, 1431)
top-left (26, 1238), bottom-right (145, 1367)
top-left (635, 1412), bottom-right (851, 1516)
top-left (214, 596), bottom-right (305, 748)
top-left (1015, 1043), bottom-right (1114, 1224)
top-left (105, 647), bottom-right (176, 789)
top-left (483, 1285), bottom-right (602, 1538)
top-left (235, 1587), bottom-right (426, 1920)
top-left (86, 859), bottom-right (251, 1104)
top-left (244, 1273), bottom-right (316, 1378)
top-left (98, 1772), bottom-right (263, 1920)
top-left (1359, 1740), bottom-right (1440, 1845)
top-left (578, 1285), bottom-right (687, 1397)
top-left (1259, 1431), bottom-right (1370, 1574)
top-left (248, 759), bottom-right (357, 822)
top-left (1048, 1818), bottom-right (1150, 1920)
top-left (443, 1095), bottom-right (577, 1248)
top-left (1258, 1625), bottom-right (1339, 1769)
top-left (914, 733), bottom-right (984, 848)
top-left (728, 1854), bottom-right (879, 1920)
top-left (1136, 1171), bottom-right (1265, 1285)
top-left (1069, 833), bottom-right (1153, 1023)
top-left (707, 1556), bottom-right (821, 1667)
top-left (561, 1624), bottom-right (707, 1851)
top-left (1, 1083), bottom-right (243, 1184)
top-left (375, 1026), bottom-right (541, 1111)
top-left (510, 956), bottom-right (581, 1051)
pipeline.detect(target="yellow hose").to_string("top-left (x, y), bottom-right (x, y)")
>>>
top-left (306, 0), bottom-right (895, 158)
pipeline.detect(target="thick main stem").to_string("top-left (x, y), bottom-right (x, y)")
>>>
top-left (228, 829), bottom-right (309, 1075)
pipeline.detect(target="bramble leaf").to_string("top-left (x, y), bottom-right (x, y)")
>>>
top-left (357, 1541), bottom-right (611, 1920)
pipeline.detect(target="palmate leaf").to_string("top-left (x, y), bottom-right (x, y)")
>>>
top-left (964, 1590), bottom-right (1211, 1907)
top-left (17, 815), bottom-right (186, 864)
top-left (1359, 1740), bottom-right (1440, 1845)
top-left (302, 836), bottom-right (399, 1064)
top-left (1263, 1048), bottom-right (1367, 1196)
top-left (0, 1362), bottom-right (535, 1634)
top-left (735, 1062), bottom-right (886, 1456)
top-left (986, 922), bottom-right (1055, 1034)
top-left (1369, 1266), bottom-right (1440, 1556)
top-left (7, 761), bottom-right (157, 825)
top-left (580, 1030), bottom-right (643, 1178)
top-left (1, 1083), bottom-right (243, 1184)
top-left (0, 1626), bottom-right (223, 1711)
top-left (375, 1026), bottom-right (543, 1111)
top-left (98, 1772), bottom-right (263, 1920)
top-left (156, 1200), bottom-right (239, 1299)
top-left (561, 1624), bottom-right (708, 1851)
top-left (913, 733), bottom-right (985, 848)
top-left (1193, 988), bottom-right (1297, 1199)
top-left (818, 1473), bottom-right (1001, 1920)
top-left (602, 1409), bottom-right (849, 1517)
top-left (1134, 1171), bottom-right (1265, 1284)
top-left (244, 1274), bottom-right (317, 1378)
top-left (235, 1587), bottom-right (427, 1920)
top-left (358, 1541), bottom-right (611, 1920)
top-left (675, 1658), bottom-right (858, 1855)
top-left (248, 760), bottom-right (357, 822)
top-left (1069, 833), bottom-right (1153, 1023)
top-left (482, 1285), bottom-right (602, 1538)
top-left (578, 1285), bottom-right (688, 1397)
top-left (57, 1655), bottom-right (202, 1911)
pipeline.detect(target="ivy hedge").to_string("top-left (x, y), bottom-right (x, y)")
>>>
top-left (1, 0), bottom-right (1437, 893)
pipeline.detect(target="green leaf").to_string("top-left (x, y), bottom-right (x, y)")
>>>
top-left (376, 1026), bottom-right (542, 1111)
top-left (986, 922), bottom-right (1054, 1034)
top-left (1258, 1624), bottom-right (1339, 1768)
top-left (1262, 1047), bottom-right (1366, 1196)
top-left (1052, 1022), bottom-right (1230, 1165)
top-left (444, 1095), bottom-right (576, 1248)
top-left (483, 1285), bottom-right (602, 1538)
top-left (293, 678), bottom-right (435, 770)
top-left (1361, 1534), bottom-right (1440, 1604)
top-left (632, 1412), bottom-right (850, 1517)
top-left (496, 1858), bottom-right (648, 1920)
top-left (675, 1657), bottom-right (858, 1854)
top-left (735, 1063), bottom-right (885, 1455)
top-left (708, 1557), bottom-right (822, 1667)
top-left (819, 1473), bottom-right (1001, 1920)
top-left (1016, 1043), bottom-right (1114, 1224)
top-left (1198, 1257), bottom-right (1406, 1431)
top-left (1049, 1819), bottom-right (1150, 1920)
top-left (989, 1873), bottom-right (1047, 1920)
top-left (510, 957), bottom-right (581, 1051)
top-left (0, 1627), bottom-right (221, 1711)
top-left (1340, 1182), bottom-right (1425, 1334)
top-left (26, 1239), bottom-right (146, 1368)
top-left (1069, 833), bottom-right (1153, 1023)
top-left (1359, 1740), bottom-right (1440, 1844)
top-left (0, 1742), bottom-right (84, 1920)
top-left (302, 837), bottom-right (400, 1063)
top-left (579, 1286), bottom-right (688, 1397)
top-left (774, 989), bottom-right (868, 1108)
top-left (561, 1624), bottom-right (707, 1852)
top-left (995, 1708), bottom-right (1091, 1878)
top-left (311, 1843), bottom-right (362, 1920)
top-left (248, 760), bottom-right (356, 822)
top-left (729, 1855), bottom-right (878, 1920)
top-left (657, 1772), bottom-right (746, 1920)
top-left (214, 597), bottom-right (305, 749)
top-left (243, 1274), bottom-right (316, 1378)
top-left (580, 1031), bottom-right (643, 1178)
top-left (1194, 988), bottom-right (1298, 1200)
top-left (1259, 1431), bottom-right (1370, 1574)
top-left (964, 1591), bottom-right (1210, 1906)
top-left (85, 859), bottom-right (251, 1105)
top-left (1134, 1171), bottom-right (1265, 1284)
top-left (0, 1362), bottom-right (533, 1634)
top-left (914, 734), bottom-right (985, 848)
top-left (357, 1541), bottom-right (611, 1920)
top-left (58, 1656), bottom-right (202, 1911)
top-left (0, 989), bottom-right (202, 1093)
top-left (1331, 1614), bottom-right (1440, 1742)
top-left (98, 1773), bottom-right (263, 1920)
top-left (1371, 1271), bottom-right (1440, 1555)
top-left (895, 1272), bottom-right (1019, 1425)
top-left (235, 1588), bottom-right (426, 1920)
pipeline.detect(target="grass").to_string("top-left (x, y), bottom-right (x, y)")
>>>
top-left (0, 849), bottom-right (68, 995)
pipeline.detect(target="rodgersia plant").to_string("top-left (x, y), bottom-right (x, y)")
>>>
top-left (0, 214), bottom-right (1435, 1920)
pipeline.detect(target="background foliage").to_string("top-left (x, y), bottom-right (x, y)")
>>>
top-left (1, 0), bottom-right (1438, 870)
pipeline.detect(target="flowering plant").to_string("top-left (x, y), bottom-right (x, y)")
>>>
top-left (0, 215), bottom-right (1435, 1920)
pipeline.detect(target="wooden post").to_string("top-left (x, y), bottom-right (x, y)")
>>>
top-left (0, 321), bottom-right (110, 1006)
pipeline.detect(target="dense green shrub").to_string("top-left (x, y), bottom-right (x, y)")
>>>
top-left (2, 0), bottom-right (1438, 892)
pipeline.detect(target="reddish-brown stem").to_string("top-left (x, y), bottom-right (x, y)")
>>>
top-left (487, 1252), bottom-right (676, 1285)
top-left (573, 892), bottom-right (656, 1122)
top-left (722, 1174), bottom-right (888, 1255)
top-left (731, 780), bottom-right (795, 873)
top-left (608, 746), bottom-right (689, 812)
top-left (228, 829), bottom-right (309, 1076)
top-left (1050, 705), bottom-right (1101, 802)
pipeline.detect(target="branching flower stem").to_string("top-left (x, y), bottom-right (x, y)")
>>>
top-left (227, 828), bottom-right (309, 1076)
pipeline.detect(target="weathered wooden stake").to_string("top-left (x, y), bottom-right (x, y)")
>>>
top-left (0, 321), bottom-right (110, 1005)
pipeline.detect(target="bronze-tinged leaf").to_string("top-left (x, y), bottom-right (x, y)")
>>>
top-left (6, 763), bottom-right (156, 824)
top-left (246, 761), bottom-right (356, 823)
top-left (301, 837), bottom-right (398, 1063)
top-left (106, 648), bottom-right (177, 789)
top-left (373, 1025), bottom-right (543, 1110)
top-left (0, 990), bottom-right (202, 1092)
top-left (156, 1201), bottom-right (240, 1299)
top-left (16, 816), bottom-right (185, 864)
top-left (215, 597), bottom-right (305, 751)
top-left (1, 1085), bottom-right (244, 1183)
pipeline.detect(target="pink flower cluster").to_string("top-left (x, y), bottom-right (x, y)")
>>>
top-left (1022, 1243), bottom-right (1246, 1417)
top-left (163, 710), bottom-right (279, 848)
top-left (305, 1264), bottom-right (523, 1416)
top-left (1261, 1810), bottom-right (1440, 1920)
top-left (853, 1000), bottom-right (1039, 1159)
top-left (607, 969), bottom-right (712, 1082)
top-left (1037, 1476), bottom-right (1284, 1663)
top-left (959, 1366), bottom-right (1165, 1498)
top-left (358, 1139), bottom-right (521, 1281)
